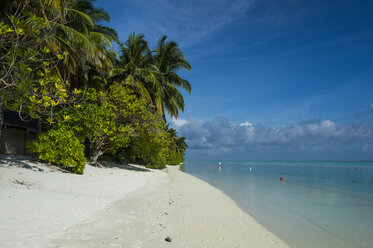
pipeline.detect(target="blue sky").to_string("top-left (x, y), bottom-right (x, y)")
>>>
top-left (97, 0), bottom-right (373, 160)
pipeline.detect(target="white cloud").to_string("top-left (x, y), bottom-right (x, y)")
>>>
top-left (171, 118), bottom-right (189, 128)
top-left (240, 121), bottom-right (253, 127)
top-left (177, 116), bottom-right (373, 158)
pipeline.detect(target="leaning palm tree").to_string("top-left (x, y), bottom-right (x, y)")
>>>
top-left (152, 35), bottom-right (191, 120)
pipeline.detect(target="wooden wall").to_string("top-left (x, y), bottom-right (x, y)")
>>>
top-left (0, 127), bottom-right (36, 155)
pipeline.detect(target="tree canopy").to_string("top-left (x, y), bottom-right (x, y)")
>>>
top-left (0, 0), bottom-right (190, 173)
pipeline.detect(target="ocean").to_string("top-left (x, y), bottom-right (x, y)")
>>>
top-left (182, 160), bottom-right (373, 248)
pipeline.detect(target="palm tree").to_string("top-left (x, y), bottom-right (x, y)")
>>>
top-left (0, 0), bottom-right (117, 135)
top-left (49, 0), bottom-right (118, 83)
top-left (176, 136), bottom-right (188, 154)
top-left (153, 35), bottom-right (191, 120)
top-left (113, 34), bottom-right (191, 121)
top-left (2, 0), bottom-right (118, 88)
top-left (167, 127), bottom-right (188, 158)
top-left (113, 33), bottom-right (155, 102)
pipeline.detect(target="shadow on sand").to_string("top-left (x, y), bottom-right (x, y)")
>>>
top-left (0, 155), bottom-right (151, 173)
top-left (0, 156), bottom-right (44, 172)
top-left (100, 161), bottom-right (151, 172)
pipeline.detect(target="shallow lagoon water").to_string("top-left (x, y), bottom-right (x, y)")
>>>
top-left (183, 161), bottom-right (373, 248)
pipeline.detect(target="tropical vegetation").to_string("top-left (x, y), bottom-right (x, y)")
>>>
top-left (0, 0), bottom-right (190, 173)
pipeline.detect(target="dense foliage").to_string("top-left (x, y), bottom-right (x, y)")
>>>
top-left (0, 14), bottom-right (82, 123)
top-left (27, 125), bottom-right (86, 174)
top-left (113, 113), bottom-right (171, 169)
top-left (0, 0), bottom-right (190, 173)
top-left (65, 84), bottom-right (166, 167)
top-left (166, 127), bottom-right (187, 165)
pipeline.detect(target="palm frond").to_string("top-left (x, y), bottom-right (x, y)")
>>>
top-left (44, 0), bottom-right (63, 9)
top-left (89, 7), bottom-right (111, 22)
top-left (57, 23), bottom-right (95, 56)
top-left (95, 25), bottom-right (119, 42)
top-left (66, 8), bottom-right (95, 33)
top-left (90, 31), bottom-right (113, 47)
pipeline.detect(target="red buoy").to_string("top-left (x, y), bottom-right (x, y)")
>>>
top-left (280, 177), bottom-right (284, 181)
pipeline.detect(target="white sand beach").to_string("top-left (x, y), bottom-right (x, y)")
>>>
top-left (0, 156), bottom-right (289, 248)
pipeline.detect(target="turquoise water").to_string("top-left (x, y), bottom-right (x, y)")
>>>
top-left (183, 161), bottom-right (373, 248)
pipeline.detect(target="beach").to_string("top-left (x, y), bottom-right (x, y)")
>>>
top-left (0, 157), bottom-right (289, 248)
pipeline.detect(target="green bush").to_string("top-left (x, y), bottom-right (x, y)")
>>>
top-left (27, 125), bottom-right (86, 174)
top-left (166, 150), bottom-right (184, 165)
top-left (118, 128), bottom-right (170, 169)
top-left (111, 114), bottom-right (170, 169)
top-left (165, 128), bottom-right (187, 165)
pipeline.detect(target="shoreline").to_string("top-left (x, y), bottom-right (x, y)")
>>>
top-left (1, 157), bottom-right (290, 248)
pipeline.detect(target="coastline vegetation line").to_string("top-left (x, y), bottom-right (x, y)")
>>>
top-left (0, 0), bottom-right (190, 173)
